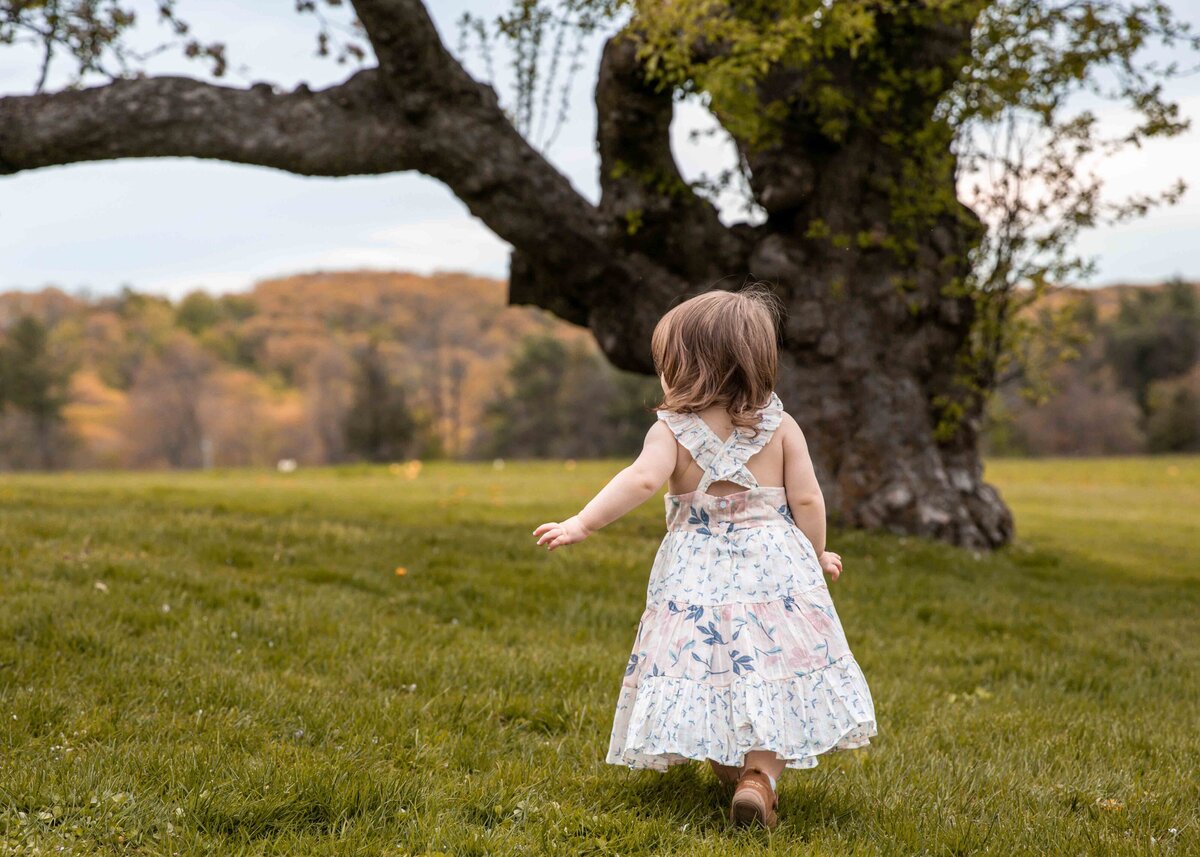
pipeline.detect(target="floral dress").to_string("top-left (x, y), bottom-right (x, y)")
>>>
top-left (606, 392), bottom-right (877, 771)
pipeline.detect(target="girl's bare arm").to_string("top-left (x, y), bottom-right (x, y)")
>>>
top-left (781, 413), bottom-right (828, 555)
top-left (533, 421), bottom-right (677, 551)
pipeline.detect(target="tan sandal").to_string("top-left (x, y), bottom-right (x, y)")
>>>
top-left (729, 767), bottom-right (779, 829)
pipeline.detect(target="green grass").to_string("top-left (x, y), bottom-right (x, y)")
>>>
top-left (0, 457), bottom-right (1197, 856)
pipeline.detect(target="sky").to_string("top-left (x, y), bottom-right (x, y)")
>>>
top-left (1, 0), bottom-right (1199, 298)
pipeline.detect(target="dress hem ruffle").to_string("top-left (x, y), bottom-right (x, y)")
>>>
top-left (605, 724), bottom-right (875, 772)
top-left (606, 654), bottom-right (877, 772)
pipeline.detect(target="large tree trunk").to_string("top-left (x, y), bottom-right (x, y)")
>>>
top-left (513, 21), bottom-right (1015, 549)
top-left (0, 0), bottom-right (1014, 547)
top-left (755, 232), bottom-right (1013, 548)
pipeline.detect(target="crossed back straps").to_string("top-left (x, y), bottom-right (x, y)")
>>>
top-left (657, 392), bottom-right (784, 493)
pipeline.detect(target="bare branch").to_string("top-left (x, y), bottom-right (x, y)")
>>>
top-left (0, 61), bottom-right (621, 305)
top-left (349, 0), bottom-right (479, 103)
top-left (0, 70), bottom-right (400, 176)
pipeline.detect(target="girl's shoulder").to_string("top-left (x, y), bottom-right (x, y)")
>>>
top-left (776, 410), bottom-right (814, 455)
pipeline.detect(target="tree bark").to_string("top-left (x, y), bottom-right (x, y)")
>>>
top-left (0, 0), bottom-right (1015, 547)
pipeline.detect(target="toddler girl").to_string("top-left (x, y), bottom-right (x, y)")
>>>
top-left (532, 286), bottom-right (876, 829)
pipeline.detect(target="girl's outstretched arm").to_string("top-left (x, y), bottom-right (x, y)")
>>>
top-left (533, 421), bottom-right (677, 551)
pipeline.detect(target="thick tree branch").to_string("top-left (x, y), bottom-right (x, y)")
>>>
top-left (350, 0), bottom-right (692, 325)
top-left (506, 26), bottom-right (750, 364)
top-left (0, 71), bottom-right (400, 177)
top-left (596, 30), bottom-right (747, 284)
top-left (0, 32), bottom-right (630, 315)
top-left (350, 0), bottom-right (479, 103)
top-left (348, 1), bottom-right (699, 343)
top-left (0, 0), bottom-right (701, 371)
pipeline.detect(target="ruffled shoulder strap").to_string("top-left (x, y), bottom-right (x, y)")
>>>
top-left (657, 392), bottom-right (784, 492)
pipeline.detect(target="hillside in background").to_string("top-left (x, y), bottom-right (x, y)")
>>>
top-left (0, 271), bottom-right (1195, 470)
top-left (0, 271), bottom-right (658, 470)
top-left (985, 279), bottom-right (1200, 457)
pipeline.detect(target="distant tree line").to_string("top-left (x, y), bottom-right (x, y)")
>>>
top-left (0, 310), bottom-right (423, 469)
top-left (0, 274), bottom-right (1195, 470)
top-left (986, 280), bottom-right (1200, 456)
top-left (0, 273), bottom-right (661, 470)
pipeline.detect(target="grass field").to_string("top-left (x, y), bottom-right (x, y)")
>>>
top-left (0, 457), bottom-right (1197, 856)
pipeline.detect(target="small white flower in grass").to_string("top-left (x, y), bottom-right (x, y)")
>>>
top-left (93, 581), bottom-right (109, 593)
top-left (230, 631), bottom-right (238, 639)
top-left (161, 604), bottom-right (171, 613)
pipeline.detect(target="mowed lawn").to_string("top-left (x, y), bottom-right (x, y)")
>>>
top-left (0, 457), bottom-right (1196, 856)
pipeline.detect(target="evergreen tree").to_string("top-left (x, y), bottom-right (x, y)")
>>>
top-left (0, 316), bottom-right (72, 469)
top-left (480, 336), bottom-right (568, 458)
top-left (343, 343), bottom-right (416, 462)
top-left (478, 335), bottom-right (659, 459)
top-left (1105, 280), bottom-right (1200, 411)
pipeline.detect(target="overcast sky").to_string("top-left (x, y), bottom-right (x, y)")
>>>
top-left (2, 0), bottom-right (1199, 298)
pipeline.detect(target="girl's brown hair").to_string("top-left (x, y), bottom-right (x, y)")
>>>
top-left (651, 284), bottom-right (783, 433)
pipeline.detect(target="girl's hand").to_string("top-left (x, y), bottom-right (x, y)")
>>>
top-left (533, 515), bottom-right (592, 551)
top-left (818, 550), bottom-right (842, 582)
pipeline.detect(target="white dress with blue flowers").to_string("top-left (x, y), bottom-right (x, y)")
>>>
top-left (605, 392), bottom-right (877, 771)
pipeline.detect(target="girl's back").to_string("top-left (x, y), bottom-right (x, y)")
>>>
top-left (665, 404), bottom-right (786, 496)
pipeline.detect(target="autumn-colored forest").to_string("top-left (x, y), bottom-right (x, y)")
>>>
top-left (0, 271), bottom-right (659, 470)
top-left (0, 271), bottom-right (1196, 471)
